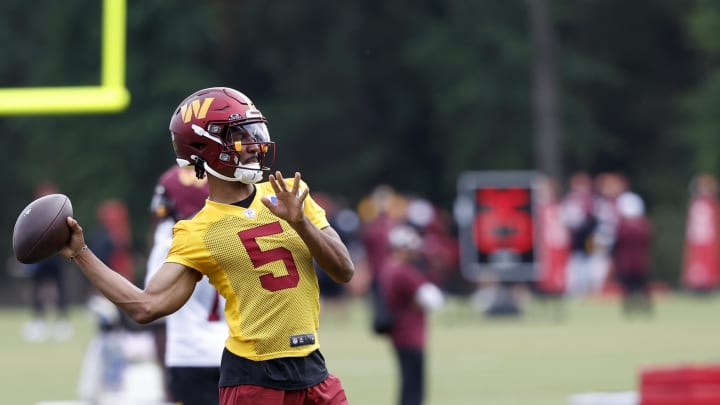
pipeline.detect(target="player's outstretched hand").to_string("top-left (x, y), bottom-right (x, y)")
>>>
top-left (59, 217), bottom-right (89, 260)
top-left (262, 171), bottom-right (309, 224)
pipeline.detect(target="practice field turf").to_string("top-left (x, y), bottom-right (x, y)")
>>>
top-left (1, 293), bottom-right (719, 405)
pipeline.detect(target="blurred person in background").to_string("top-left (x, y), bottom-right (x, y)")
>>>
top-left (681, 173), bottom-right (720, 292)
top-left (358, 185), bottom-right (406, 334)
top-left (21, 181), bottom-right (74, 342)
top-left (379, 224), bottom-right (445, 405)
top-left (612, 191), bottom-right (653, 317)
top-left (590, 172), bottom-right (628, 294)
top-left (85, 198), bottom-right (137, 333)
top-left (60, 87), bottom-right (354, 405)
top-left (533, 176), bottom-right (570, 320)
top-left (89, 199), bottom-right (135, 283)
top-left (145, 164), bottom-right (226, 405)
top-left (534, 175), bottom-right (569, 296)
top-left (560, 172), bottom-right (598, 297)
top-left (405, 196), bottom-right (459, 290)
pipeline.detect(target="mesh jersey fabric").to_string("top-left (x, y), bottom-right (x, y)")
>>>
top-left (166, 179), bottom-right (329, 361)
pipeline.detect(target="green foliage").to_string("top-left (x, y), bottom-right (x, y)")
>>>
top-left (0, 0), bottom-right (716, 285)
top-left (681, 0), bottom-right (720, 176)
top-left (686, 0), bottom-right (720, 53)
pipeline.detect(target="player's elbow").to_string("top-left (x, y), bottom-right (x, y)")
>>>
top-left (316, 254), bottom-right (355, 283)
top-left (125, 311), bottom-right (148, 325)
top-left (332, 261), bottom-right (355, 284)
top-left (127, 303), bottom-right (163, 324)
top-left (131, 312), bottom-right (156, 325)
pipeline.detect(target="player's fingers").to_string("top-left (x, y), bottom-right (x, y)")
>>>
top-left (273, 174), bottom-right (291, 195)
top-left (66, 216), bottom-right (79, 231)
top-left (268, 174), bottom-right (281, 193)
top-left (291, 172), bottom-right (301, 194)
top-left (66, 217), bottom-right (85, 238)
top-left (60, 217), bottom-right (86, 259)
top-left (298, 186), bottom-right (309, 202)
top-left (275, 171), bottom-right (289, 193)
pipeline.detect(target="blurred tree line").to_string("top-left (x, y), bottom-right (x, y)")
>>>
top-left (1, 0), bottom-right (719, 286)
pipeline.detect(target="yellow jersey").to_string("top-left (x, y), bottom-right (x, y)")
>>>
top-left (166, 180), bottom-right (329, 361)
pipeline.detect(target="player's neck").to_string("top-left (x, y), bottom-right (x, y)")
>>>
top-left (207, 175), bottom-right (255, 204)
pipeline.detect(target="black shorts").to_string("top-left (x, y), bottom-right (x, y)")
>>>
top-left (168, 366), bottom-right (220, 405)
top-left (617, 271), bottom-right (649, 294)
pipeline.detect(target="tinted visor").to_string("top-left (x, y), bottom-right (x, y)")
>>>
top-left (227, 122), bottom-right (275, 170)
top-left (229, 122), bottom-right (271, 144)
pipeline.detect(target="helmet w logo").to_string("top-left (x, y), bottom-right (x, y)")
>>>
top-left (180, 97), bottom-right (215, 123)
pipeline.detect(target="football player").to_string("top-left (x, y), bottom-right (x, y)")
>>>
top-left (61, 87), bottom-right (355, 405)
top-left (379, 224), bottom-right (444, 405)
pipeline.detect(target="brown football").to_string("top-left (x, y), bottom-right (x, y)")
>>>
top-left (13, 194), bottom-right (73, 264)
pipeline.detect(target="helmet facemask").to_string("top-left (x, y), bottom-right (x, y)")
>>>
top-left (185, 121), bottom-right (275, 184)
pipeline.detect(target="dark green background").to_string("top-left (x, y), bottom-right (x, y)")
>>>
top-left (2, 0), bottom-right (719, 288)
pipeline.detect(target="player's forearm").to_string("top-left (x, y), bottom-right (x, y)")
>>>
top-left (69, 249), bottom-right (156, 323)
top-left (290, 218), bottom-right (354, 283)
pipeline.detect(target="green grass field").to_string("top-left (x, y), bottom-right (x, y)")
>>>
top-left (1, 293), bottom-right (719, 405)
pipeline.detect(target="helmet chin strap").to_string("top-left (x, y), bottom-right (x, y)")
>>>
top-left (203, 161), bottom-right (263, 184)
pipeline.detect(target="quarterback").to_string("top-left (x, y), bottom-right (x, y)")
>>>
top-left (60, 87), bottom-right (355, 404)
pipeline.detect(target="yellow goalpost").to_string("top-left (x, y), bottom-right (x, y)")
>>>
top-left (0, 0), bottom-right (130, 115)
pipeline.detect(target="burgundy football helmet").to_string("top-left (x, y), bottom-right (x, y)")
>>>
top-left (169, 87), bottom-right (275, 183)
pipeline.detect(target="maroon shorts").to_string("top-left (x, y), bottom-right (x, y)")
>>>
top-left (219, 374), bottom-right (348, 405)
